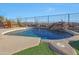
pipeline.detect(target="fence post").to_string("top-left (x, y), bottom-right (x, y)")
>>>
top-left (34, 17), bottom-right (36, 24)
top-left (68, 14), bottom-right (70, 25)
top-left (48, 16), bottom-right (49, 24)
top-left (67, 14), bottom-right (70, 29)
top-left (34, 17), bottom-right (38, 27)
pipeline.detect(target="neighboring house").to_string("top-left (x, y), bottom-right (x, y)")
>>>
top-left (3, 20), bottom-right (26, 28)
top-left (3, 21), bottom-right (18, 28)
top-left (3, 21), bottom-right (12, 28)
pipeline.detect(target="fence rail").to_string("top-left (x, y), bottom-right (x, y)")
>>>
top-left (20, 13), bottom-right (79, 24)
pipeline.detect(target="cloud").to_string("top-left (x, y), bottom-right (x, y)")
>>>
top-left (45, 8), bottom-right (55, 13)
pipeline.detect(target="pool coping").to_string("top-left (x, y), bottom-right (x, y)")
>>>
top-left (1, 27), bottom-right (30, 35)
top-left (2, 28), bottom-right (78, 41)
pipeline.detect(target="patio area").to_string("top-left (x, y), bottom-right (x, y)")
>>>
top-left (0, 27), bottom-right (40, 55)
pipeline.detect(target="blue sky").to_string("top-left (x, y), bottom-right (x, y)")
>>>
top-left (0, 3), bottom-right (79, 22)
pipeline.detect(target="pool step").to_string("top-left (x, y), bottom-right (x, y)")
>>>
top-left (64, 29), bottom-right (79, 35)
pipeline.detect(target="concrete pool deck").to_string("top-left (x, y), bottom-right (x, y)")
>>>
top-left (0, 27), bottom-right (79, 55)
top-left (0, 27), bottom-right (40, 55)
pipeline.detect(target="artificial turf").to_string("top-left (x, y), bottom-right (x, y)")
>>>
top-left (69, 40), bottom-right (79, 55)
top-left (14, 42), bottom-right (57, 55)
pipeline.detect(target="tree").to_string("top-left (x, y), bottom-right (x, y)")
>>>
top-left (0, 16), bottom-right (5, 28)
top-left (17, 18), bottom-right (22, 27)
top-left (0, 16), bottom-right (5, 22)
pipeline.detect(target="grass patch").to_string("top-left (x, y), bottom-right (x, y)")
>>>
top-left (14, 42), bottom-right (57, 55)
top-left (69, 40), bottom-right (79, 55)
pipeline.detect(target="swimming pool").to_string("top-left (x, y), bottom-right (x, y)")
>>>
top-left (5, 28), bottom-right (73, 40)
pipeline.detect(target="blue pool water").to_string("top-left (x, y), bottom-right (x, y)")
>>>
top-left (6, 28), bottom-right (73, 40)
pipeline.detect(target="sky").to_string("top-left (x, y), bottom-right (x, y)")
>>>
top-left (0, 3), bottom-right (79, 22)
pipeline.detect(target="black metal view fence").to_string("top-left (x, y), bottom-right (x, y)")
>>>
top-left (20, 13), bottom-right (79, 24)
